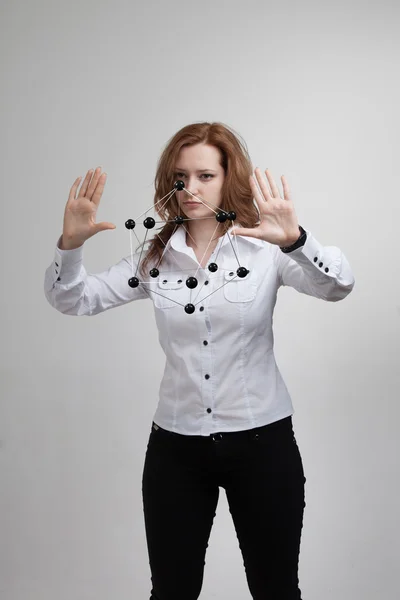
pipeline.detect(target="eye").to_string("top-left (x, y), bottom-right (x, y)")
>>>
top-left (174, 172), bottom-right (214, 180)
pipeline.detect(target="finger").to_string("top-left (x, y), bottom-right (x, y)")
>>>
top-left (68, 176), bottom-right (83, 203)
top-left (250, 175), bottom-right (266, 203)
top-left (249, 175), bottom-right (267, 213)
top-left (262, 168), bottom-right (281, 198)
top-left (231, 226), bottom-right (261, 239)
top-left (94, 221), bottom-right (116, 233)
top-left (254, 167), bottom-right (273, 201)
top-left (281, 174), bottom-right (292, 201)
top-left (86, 167), bottom-right (103, 200)
top-left (91, 173), bottom-right (107, 208)
top-left (78, 169), bottom-right (94, 199)
top-left (69, 169), bottom-right (95, 203)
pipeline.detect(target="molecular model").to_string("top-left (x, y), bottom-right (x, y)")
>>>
top-left (124, 180), bottom-right (250, 314)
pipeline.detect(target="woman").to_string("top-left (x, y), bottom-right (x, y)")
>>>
top-left (44, 122), bottom-right (355, 599)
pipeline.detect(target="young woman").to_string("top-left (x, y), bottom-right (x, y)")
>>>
top-left (44, 122), bottom-right (355, 599)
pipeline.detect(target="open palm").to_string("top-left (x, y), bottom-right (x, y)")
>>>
top-left (232, 167), bottom-right (300, 247)
top-left (63, 168), bottom-right (115, 245)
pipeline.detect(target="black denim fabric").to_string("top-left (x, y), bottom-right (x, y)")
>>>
top-left (142, 416), bottom-right (306, 599)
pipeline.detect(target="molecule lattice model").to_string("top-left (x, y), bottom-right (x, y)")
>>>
top-left (125, 180), bottom-right (250, 314)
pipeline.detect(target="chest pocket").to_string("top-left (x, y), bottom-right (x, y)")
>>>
top-left (223, 269), bottom-right (258, 303)
top-left (153, 276), bottom-right (187, 309)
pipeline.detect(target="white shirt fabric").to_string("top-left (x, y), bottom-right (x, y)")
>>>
top-left (44, 225), bottom-right (355, 436)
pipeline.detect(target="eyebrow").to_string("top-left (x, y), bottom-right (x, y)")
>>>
top-left (174, 168), bottom-right (217, 173)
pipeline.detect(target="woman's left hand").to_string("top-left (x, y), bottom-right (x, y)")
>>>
top-left (231, 168), bottom-right (300, 247)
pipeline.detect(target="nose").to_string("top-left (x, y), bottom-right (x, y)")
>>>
top-left (182, 177), bottom-right (200, 200)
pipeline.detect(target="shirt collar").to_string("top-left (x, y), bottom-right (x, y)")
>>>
top-left (167, 222), bottom-right (265, 256)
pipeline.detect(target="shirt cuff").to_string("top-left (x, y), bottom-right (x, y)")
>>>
top-left (51, 235), bottom-right (85, 285)
top-left (279, 225), bottom-right (307, 253)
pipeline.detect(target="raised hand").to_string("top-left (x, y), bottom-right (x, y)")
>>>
top-left (61, 167), bottom-right (115, 249)
top-left (232, 168), bottom-right (300, 247)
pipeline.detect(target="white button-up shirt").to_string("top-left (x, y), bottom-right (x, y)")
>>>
top-left (44, 226), bottom-right (355, 436)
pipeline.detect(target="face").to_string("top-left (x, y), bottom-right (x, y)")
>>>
top-left (174, 143), bottom-right (225, 219)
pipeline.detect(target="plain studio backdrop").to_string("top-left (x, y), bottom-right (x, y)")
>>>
top-left (0, 0), bottom-right (399, 598)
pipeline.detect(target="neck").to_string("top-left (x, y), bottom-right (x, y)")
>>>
top-left (185, 219), bottom-right (226, 250)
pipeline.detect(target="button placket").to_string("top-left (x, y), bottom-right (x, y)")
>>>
top-left (203, 327), bottom-right (213, 417)
top-left (202, 311), bottom-right (213, 417)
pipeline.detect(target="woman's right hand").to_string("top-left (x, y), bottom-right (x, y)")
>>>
top-left (61, 167), bottom-right (116, 249)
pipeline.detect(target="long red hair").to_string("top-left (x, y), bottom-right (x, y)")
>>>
top-left (138, 121), bottom-right (259, 278)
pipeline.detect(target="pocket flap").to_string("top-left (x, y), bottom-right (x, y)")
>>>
top-left (157, 277), bottom-right (185, 291)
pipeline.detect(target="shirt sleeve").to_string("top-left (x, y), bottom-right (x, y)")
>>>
top-left (273, 229), bottom-right (355, 301)
top-left (44, 235), bottom-right (149, 316)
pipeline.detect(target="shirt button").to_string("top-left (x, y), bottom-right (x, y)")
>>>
top-left (205, 374), bottom-right (210, 379)
top-left (207, 408), bottom-right (212, 413)
top-left (200, 306), bottom-right (204, 312)
top-left (203, 341), bottom-right (208, 346)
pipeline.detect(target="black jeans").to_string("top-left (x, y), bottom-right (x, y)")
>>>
top-left (142, 416), bottom-right (306, 600)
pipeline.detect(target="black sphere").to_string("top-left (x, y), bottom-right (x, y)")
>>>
top-left (237, 267), bottom-right (249, 278)
top-left (174, 180), bottom-right (185, 190)
top-left (186, 277), bottom-right (198, 289)
top-left (174, 215), bottom-right (185, 225)
top-left (208, 263), bottom-right (218, 273)
top-left (128, 277), bottom-right (140, 288)
top-left (125, 219), bottom-right (136, 230)
top-left (216, 211), bottom-right (228, 223)
top-left (228, 211), bottom-right (237, 221)
top-left (185, 303), bottom-right (195, 314)
top-left (144, 217), bottom-right (156, 229)
top-left (149, 268), bottom-right (159, 278)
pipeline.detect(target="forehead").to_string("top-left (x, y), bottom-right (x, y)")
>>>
top-left (176, 143), bottom-right (222, 168)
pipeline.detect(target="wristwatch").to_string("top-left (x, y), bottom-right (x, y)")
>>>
top-left (280, 225), bottom-right (307, 253)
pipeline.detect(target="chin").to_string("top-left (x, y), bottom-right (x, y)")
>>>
top-left (182, 207), bottom-right (214, 219)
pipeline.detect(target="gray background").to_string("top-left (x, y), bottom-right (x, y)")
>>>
top-left (1, 0), bottom-right (399, 598)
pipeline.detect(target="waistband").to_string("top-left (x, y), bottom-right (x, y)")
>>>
top-left (151, 416), bottom-right (293, 441)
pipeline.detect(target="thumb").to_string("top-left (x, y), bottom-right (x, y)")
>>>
top-left (95, 222), bottom-right (116, 234)
top-left (231, 227), bottom-right (258, 238)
